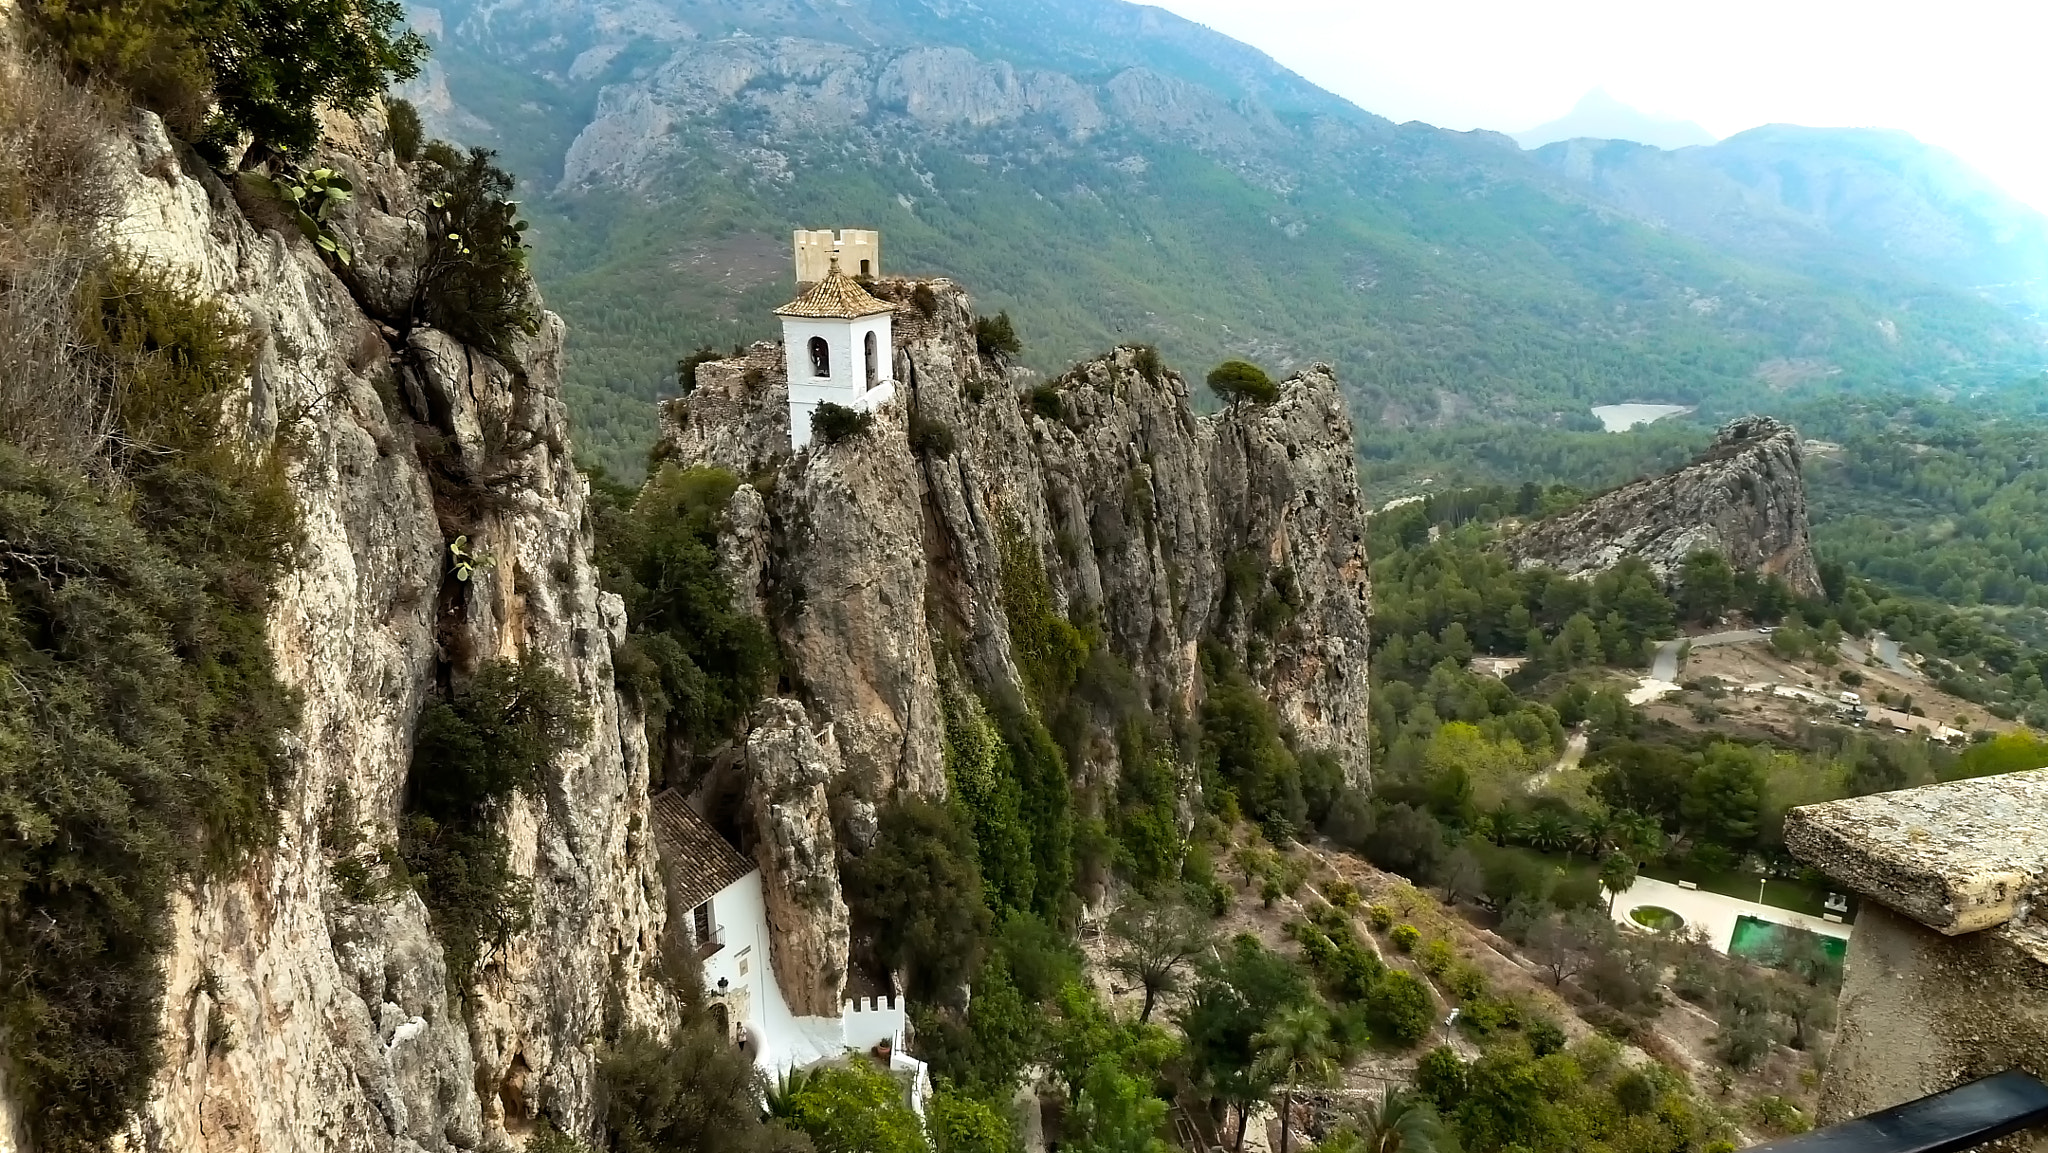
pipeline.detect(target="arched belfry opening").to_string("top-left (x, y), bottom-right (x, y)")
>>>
top-left (864, 331), bottom-right (878, 388)
top-left (808, 336), bottom-right (830, 378)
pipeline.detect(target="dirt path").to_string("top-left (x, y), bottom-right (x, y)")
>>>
top-left (1526, 728), bottom-right (1588, 793)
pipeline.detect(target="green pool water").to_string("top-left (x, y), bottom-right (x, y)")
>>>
top-left (1729, 914), bottom-right (1848, 964)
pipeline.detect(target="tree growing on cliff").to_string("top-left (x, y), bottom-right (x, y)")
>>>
top-left (35, 0), bottom-right (425, 159)
top-left (1106, 895), bottom-right (1213, 1022)
top-left (1206, 360), bottom-right (1278, 405)
top-left (592, 463), bottom-right (777, 764)
top-left (413, 144), bottom-right (538, 359)
top-left (974, 312), bottom-right (1021, 359)
top-left (843, 800), bottom-right (992, 1004)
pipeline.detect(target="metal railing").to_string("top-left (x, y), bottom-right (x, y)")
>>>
top-left (1748, 1070), bottom-right (2048, 1153)
top-left (693, 923), bottom-right (726, 959)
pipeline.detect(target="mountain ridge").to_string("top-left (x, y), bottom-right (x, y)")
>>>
top-left (1513, 88), bottom-right (1718, 151)
top-left (1532, 124), bottom-right (2048, 319)
top-left (406, 0), bottom-right (2048, 478)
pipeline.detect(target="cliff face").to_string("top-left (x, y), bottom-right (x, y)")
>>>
top-left (66, 105), bottom-right (669, 1151)
top-left (1505, 415), bottom-right (1824, 598)
top-left (660, 279), bottom-right (1371, 1003)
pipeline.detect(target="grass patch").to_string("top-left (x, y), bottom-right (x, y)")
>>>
top-left (1639, 864), bottom-right (1843, 921)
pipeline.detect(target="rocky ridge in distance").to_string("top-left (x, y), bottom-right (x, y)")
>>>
top-left (1505, 415), bottom-right (1825, 598)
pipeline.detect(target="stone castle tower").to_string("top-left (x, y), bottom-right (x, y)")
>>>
top-left (777, 229), bottom-right (896, 450)
top-left (793, 228), bottom-right (880, 284)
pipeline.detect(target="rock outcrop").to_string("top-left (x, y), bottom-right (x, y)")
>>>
top-left (72, 102), bottom-right (669, 1151)
top-left (745, 701), bottom-right (854, 1018)
top-left (1505, 415), bottom-right (1824, 598)
top-left (660, 278), bottom-right (1372, 1004)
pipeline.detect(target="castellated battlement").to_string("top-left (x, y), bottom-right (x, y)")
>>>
top-left (795, 228), bottom-right (880, 284)
top-left (841, 995), bottom-right (907, 1052)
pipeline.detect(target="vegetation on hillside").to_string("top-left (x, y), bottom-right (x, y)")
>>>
top-left (400, 656), bottom-right (590, 989)
top-left (1360, 386), bottom-right (2048, 724)
top-left (590, 463), bottom-right (778, 774)
top-left (33, 0), bottom-right (423, 160)
top-left (0, 56), bottom-right (301, 1150)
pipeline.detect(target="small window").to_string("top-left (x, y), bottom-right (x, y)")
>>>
top-left (859, 258), bottom-right (871, 277)
top-left (807, 336), bottom-right (830, 378)
top-left (692, 901), bottom-right (713, 944)
top-left (864, 331), bottom-right (879, 388)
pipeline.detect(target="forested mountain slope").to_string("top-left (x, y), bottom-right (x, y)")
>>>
top-left (404, 0), bottom-right (2047, 477)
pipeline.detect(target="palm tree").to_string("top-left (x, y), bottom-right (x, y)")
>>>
top-left (1529, 811), bottom-right (1571, 854)
top-left (1350, 1086), bottom-right (1451, 1153)
top-left (1599, 850), bottom-right (1640, 913)
top-left (1577, 810), bottom-right (1616, 858)
top-left (1485, 810), bottom-right (1523, 847)
top-left (1612, 810), bottom-right (1663, 860)
top-left (1253, 1005), bottom-right (1337, 1153)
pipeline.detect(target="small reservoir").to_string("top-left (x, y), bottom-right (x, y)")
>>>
top-left (1592, 403), bottom-right (1691, 432)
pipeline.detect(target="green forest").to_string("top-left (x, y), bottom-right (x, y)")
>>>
top-left (1359, 383), bottom-right (2048, 668)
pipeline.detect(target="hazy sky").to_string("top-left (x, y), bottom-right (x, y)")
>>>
top-left (1152, 0), bottom-right (2048, 212)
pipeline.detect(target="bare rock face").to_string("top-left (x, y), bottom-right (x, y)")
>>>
top-left (745, 700), bottom-right (854, 1017)
top-left (1211, 370), bottom-right (1374, 767)
top-left (89, 105), bottom-right (668, 1152)
top-left (1505, 415), bottom-right (1824, 598)
top-left (776, 397), bottom-right (947, 802)
top-left (653, 278), bottom-right (1373, 997)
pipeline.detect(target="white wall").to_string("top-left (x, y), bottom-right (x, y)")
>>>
top-left (699, 870), bottom-right (845, 1074)
top-left (782, 313), bottom-right (894, 450)
top-left (842, 996), bottom-right (908, 1051)
top-left (700, 872), bottom-right (932, 1118)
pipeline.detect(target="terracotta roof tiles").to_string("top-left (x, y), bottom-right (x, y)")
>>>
top-left (775, 260), bottom-right (897, 319)
top-left (651, 790), bottom-right (754, 910)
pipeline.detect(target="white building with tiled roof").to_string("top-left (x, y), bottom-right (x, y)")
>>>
top-left (650, 791), bottom-right (930, 1115)
top-left (776, 229), bottom-right (897, 450)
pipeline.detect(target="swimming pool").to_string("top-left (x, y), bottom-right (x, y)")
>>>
top-left (1729, 914), bottom-right (1848, 966)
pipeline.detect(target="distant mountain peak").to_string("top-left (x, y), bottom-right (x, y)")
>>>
top-left (1514, 88), bottom-right (1718, 151)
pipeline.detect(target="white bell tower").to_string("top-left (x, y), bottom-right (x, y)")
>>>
top-left (775, 233), bottom-right (897, 451)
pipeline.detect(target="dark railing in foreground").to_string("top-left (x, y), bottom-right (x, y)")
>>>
top-left (1750, 1070), bottom-right (2048, 1153)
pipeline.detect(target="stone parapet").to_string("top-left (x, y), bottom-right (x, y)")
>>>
top-left (1784, 770), bottom-right (2048, 935)
top-left (1786, 769), bottom-right (2048, 1147)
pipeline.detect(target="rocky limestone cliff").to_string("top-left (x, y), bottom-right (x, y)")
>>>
top-left (1505, 415), bottom-right (1824, 598)
top-left (34, 98), bottom-right (672, 1152)
top-left (659, 278), bottom-right (1372, 1004)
